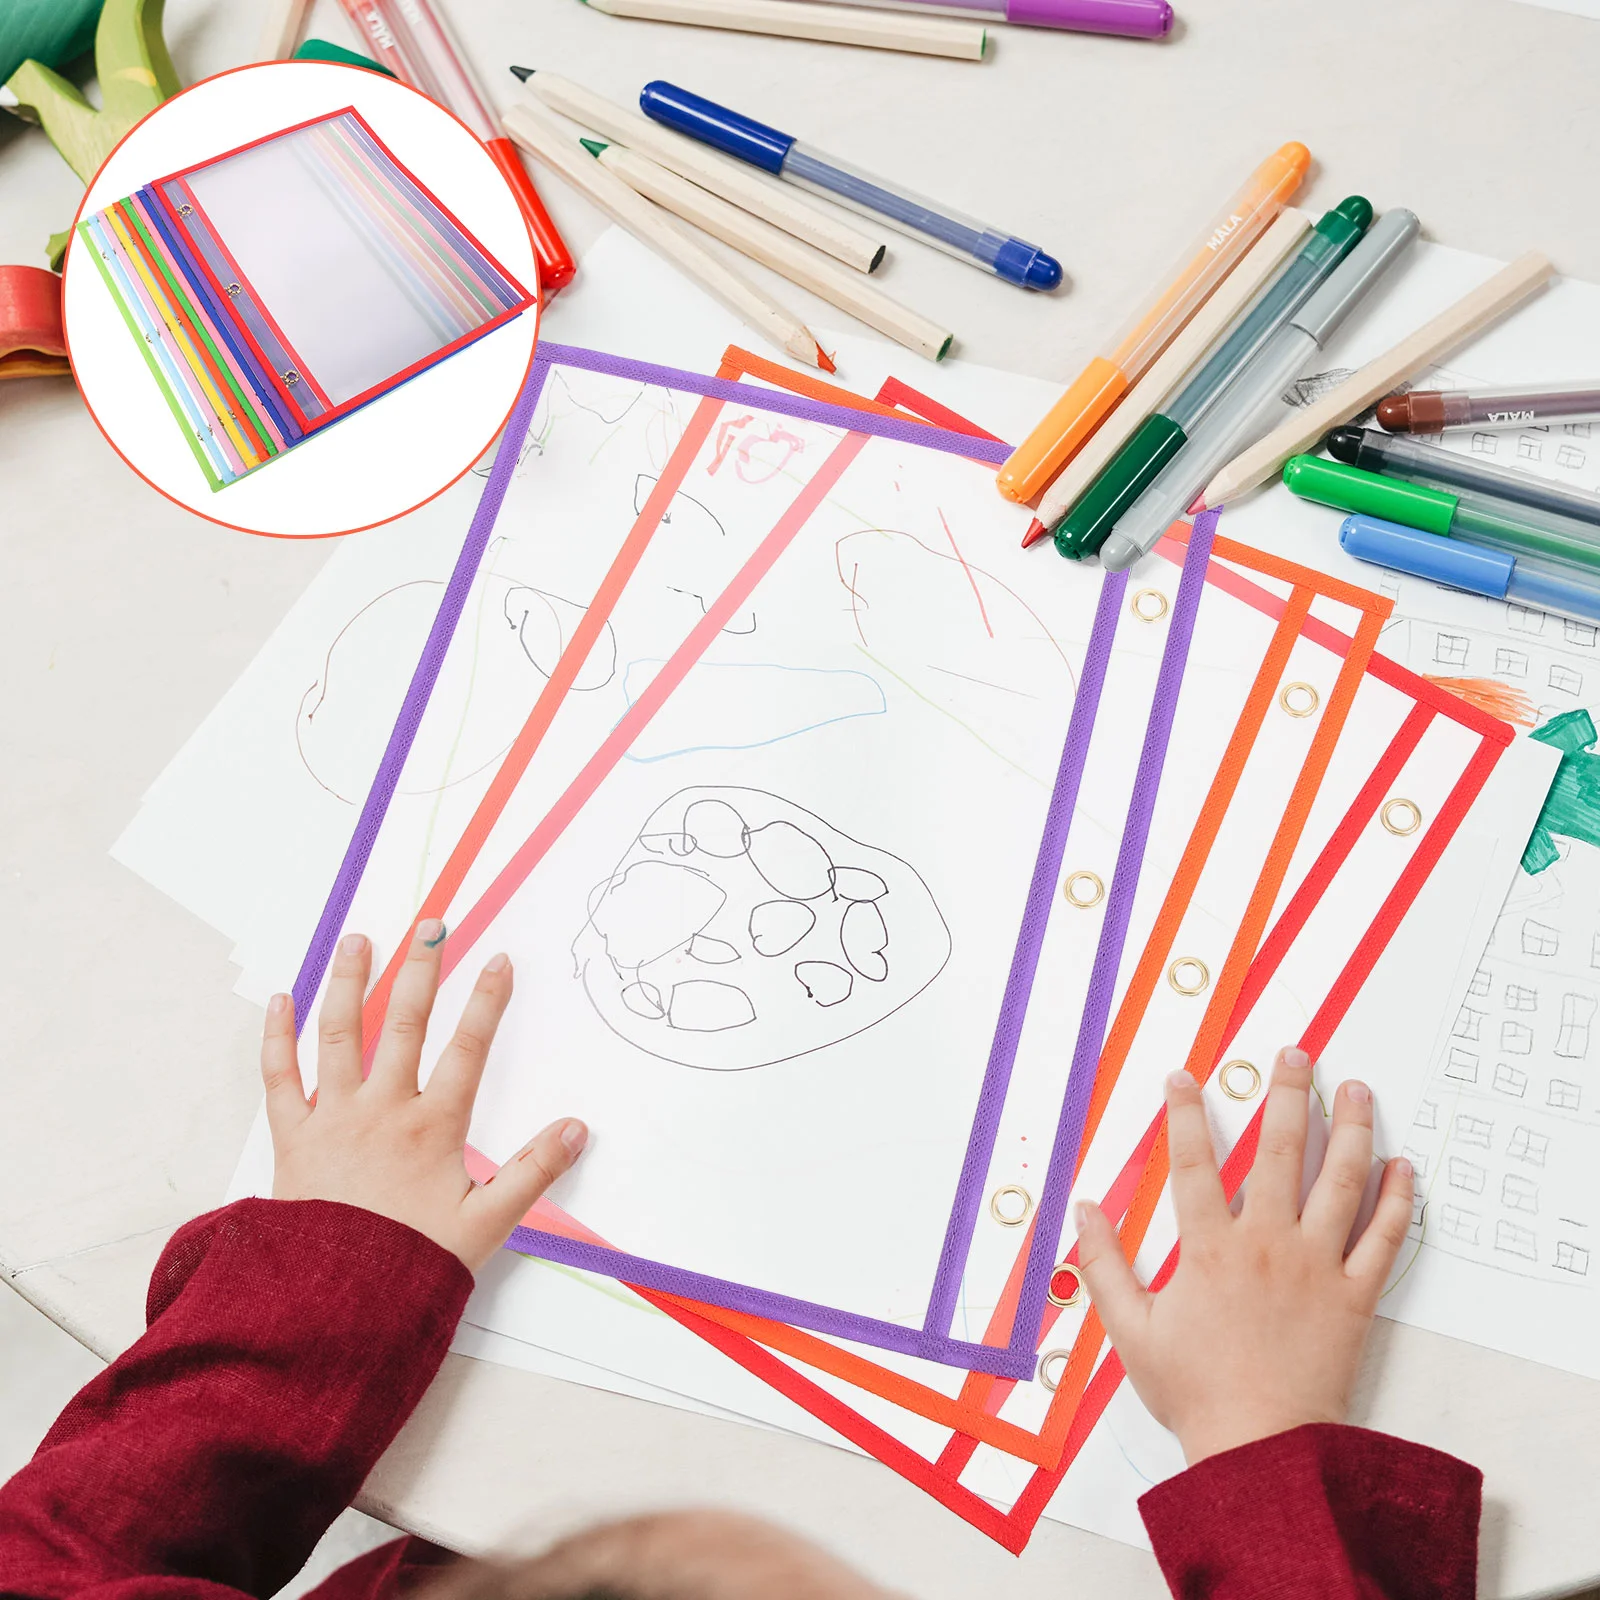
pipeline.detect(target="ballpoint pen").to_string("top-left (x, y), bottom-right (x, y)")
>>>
top-left (1340, 512), bottom-right (1600, 626)
top-left (637, 80), bottom-right (1063, 290)
top-left (1282, 454), bottom-right (1600, 576)
top-left (1326, 426), bottom-right (1600, 531)
top-left (1045, 196), bottom-right (1371, 559)
top-left (1377, 379), bottom-right (1600, 433)
top-left (1098, 208), bottom-right (1421, 572)
top-left (996, 140), bottom-right (1310, 503)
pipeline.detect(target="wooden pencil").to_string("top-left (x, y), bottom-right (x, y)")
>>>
top-left (1031, 207), bottom-right (1312, 536)
top-left (259, 0), bottom-right (313, 60)
top-left (503, 103), bottom-right (833, 371)
top-left (1201, 249), bottom-right (1556, 507)
top-left (590, 140), bottom-right (954, 361)
top-left (576, 0), bottom-right (988, 59)
top-left (514, 70), bottom-right (887, 275)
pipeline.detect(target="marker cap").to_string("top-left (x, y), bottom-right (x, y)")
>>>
top-left (1281, 453), bottom-right (1457, 534)
top-left (1007, 0), bottom-right (1174, 35)
top-left (1339, 513), bottom-right (1513, 599)
top-left (640, 81), bottom-right (794, 174)
top-left (1314, 196), bottom-right (1374, 248)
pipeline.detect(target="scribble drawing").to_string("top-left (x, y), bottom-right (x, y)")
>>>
top-left (572, 787), bottom-right (951, 1071)
top-left (1565, 421), bottom-right (1592, 438)
top-left (1507, 1126), bottom-right (1550, 1166)
top-left (1591, 933), bottom-right (1600, 971)
top-left (1447, 1157), bottom-right (1487, 1195)
top-left (1453, 1007), bottom-right (1484, 1041)
top-left (1503, 1174), bottom-right (1540, 1215)
top-left (1508, 606), bottom-right (1547, 636)
top-left (1556, 994), bottom-right (1597, 1058)
top-left (1549, 664), bottom-right (1584, 696)
top-left (1441, 1206), bottom-right (1481, 1246)
top-left (1495, 1220), bottom-right (1538, 1261)
top-left (1506, 983), bottom-right (1539, 1011)
top-left (1433, 633), bottom-right (1470, 667)
top-left (1409, 1193), bottom-right (1427, 1231)
top-left (1518, 436), bottom-right (1543, 462)
top-left (1494, 1063), bottom-right (1529, 1098)
top-left (708, 414), bottom-right (807, 484)
top-left (295, 573), bottom-right (619, 804)
top-left (1548, 1079), bottom-right (1583, 1112)
top-left (1444, 1048), bottom-right (1480, 1084)
top-left (1566, 621), bottom-right (1598, 648)
top-left (1470, 432), bottom-right (1498, 456)
top-left (619, 662), bottom-right (886, 764)
top-left (1495, 648), bottom-right (1530, 677)
top-left (1556, 1241), bottom-right (1591, 1275)
top-left (1284, 369), bottom-right (1355, 408)
top-left (1468, 967), bottom-right (1492, 998)
top-left (1557, 444), bottom-right (1587, 471)
top-left (1456, 1114), bottom-right (1495, 1148)
top-left (1523, 920), bottom-right (1561, 957)
top-left (1414, 1099), bottom-right (1440, 1132)
top-left (1403, 1147), bottom-right (1431, 1181)
top-left (632, 476), bottom-right (757, 638)
top-left (505, 371), bottom-right (682, 478)
top-left (1501, 1021), bottom-right (1535, 1055)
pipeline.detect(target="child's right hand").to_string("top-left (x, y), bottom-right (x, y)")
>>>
top-left (261, 923), bottom-right (587, 1272)
top-left (1075, 1048), bottom-right (1414, 1466)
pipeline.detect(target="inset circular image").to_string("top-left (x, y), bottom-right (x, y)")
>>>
top-left (63, 60), bottom-right (540, 537)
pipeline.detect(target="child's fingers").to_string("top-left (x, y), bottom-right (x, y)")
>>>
top-left (1241, 1047), bottom-right (1313, 1222)
top-left (1074, 1200), bottom-right (1150, 1351)
top-left (369, 920), bottom-right (446, 1098)
top-left (465, 1117), bottom-right (590, 1248)
top-left (1165, 1070), bottom-right (1229, 1236)
top-left (425, 954), bottom-right (513, 1122)
top-left (260, 992), bottom-right (308, 1139)
top-left (1300, 1081), bottom-right (1375, 1252)
top-left (317, 933), bottom-right (371, 1098)
top-left (1344, 1156), bottom-right (1415, 1295)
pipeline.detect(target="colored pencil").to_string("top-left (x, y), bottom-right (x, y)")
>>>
top-left (503, 103), bottom-right (834, 371)
top-left (259, 0), bottom-right (312, 60)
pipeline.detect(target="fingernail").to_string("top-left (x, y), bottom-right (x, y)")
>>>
top-left (484, 951), bottom-right (510, 974)
top-left (1281, 1046), bottom-right (1311, 1071)
top-left (267, 992), bottom-right (289, 1016)
top-left (1393, 1157), bottom-right (1413, 1180)
top-left (1166, 1069), bottom-right (1192, 1091)
top-left (1074, 1201), bottom-right (1092, 1231)
top-left (417, 918), bottom-right (446, 948)
top-left (339, 933), bottom-right (368, 957)
top-left (1346, 1081), bottom-right (1371, 1104)
top-left (560, 1118), bottom-right (589, 1157)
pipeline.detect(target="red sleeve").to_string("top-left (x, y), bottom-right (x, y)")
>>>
top-left (1138, 1422), bottom-right (1482, 1600)
top-left (0, 1198), bottom-right (471, 1600)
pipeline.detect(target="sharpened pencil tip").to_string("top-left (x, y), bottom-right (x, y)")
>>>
top-left (580, 138), bottom-right (608, 158)
top-left (509, 65), bottom-right (534, 82)
top-left (1021, 519), bottom-right (1048, 548)
top-left (816, 345), bottom-right (837, 375)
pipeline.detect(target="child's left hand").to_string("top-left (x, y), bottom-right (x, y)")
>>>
top-left (261, 922), bottom-right (587, 1271)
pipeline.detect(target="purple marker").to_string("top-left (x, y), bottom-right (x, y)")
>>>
top-left (787, 0), bottom-right (1172, 37)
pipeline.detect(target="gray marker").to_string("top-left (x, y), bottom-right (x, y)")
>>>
top-left (1101, 208), bottom-right (1423, 573)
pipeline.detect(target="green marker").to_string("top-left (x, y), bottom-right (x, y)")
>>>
top-left (1282, 454), bottom-right (1600, 574)
top-left (1051, 196), bottom-right (1373, 561)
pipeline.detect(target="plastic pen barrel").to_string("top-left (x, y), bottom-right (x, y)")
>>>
top-left (1377, 380), bottom-right (1600, 432)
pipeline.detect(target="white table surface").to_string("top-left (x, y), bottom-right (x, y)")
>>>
top-left (6, 1), bottom-right (1600, 1594)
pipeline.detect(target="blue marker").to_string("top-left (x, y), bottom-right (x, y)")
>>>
top-left (1340, 513), bottom-right (1600, 626)
top-left (638, 80), bottom-right (1062, 291)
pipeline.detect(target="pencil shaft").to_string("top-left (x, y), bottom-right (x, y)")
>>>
top-left (1202, 250), bottom-right (1556, 507)
top-left (526, 73), bottom-right (886, 274)
top-left (503, 104), bottom-right (826, 369)
top-left (259, 0), bottom-right (313, 60)
top-left (600, 144), bottom-right (953, 360)
top-left (581, 0), bottom-right (988, 57)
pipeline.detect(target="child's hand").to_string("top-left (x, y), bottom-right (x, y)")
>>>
top-left (261, 924), bottom-right (587, 1272)
top-left (1075, 1048), bottom-right (1413, 1465)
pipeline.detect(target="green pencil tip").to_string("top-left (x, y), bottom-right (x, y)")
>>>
top-left (509, 65), bottom-right (534, 81)
top-left (580, 138), bottom-right (608, 158)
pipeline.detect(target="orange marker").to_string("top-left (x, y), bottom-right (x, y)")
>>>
top-left (997, 141), bottom-right (1311, 504)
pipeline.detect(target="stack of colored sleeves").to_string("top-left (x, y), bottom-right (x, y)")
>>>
top-left (77, 108), bottom-right (534, 490)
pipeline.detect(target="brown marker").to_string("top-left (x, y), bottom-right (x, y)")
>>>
top-left (1378, 381), bottom-right (1600, 433)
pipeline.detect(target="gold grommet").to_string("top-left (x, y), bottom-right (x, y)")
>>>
top-left (1381, 798), bottom-right (1422, 836)
top-left (989, 1184), bottom-right (1032, 1228)
top-left (283, 370), bottom-right (301, 385)
top-left (1167, 956), bottom-right (1210, 997)
top-left (1047, 1262), bottom-right (1085, 1309)
top-left (1279, 681), bottom-right (1319, 718)
top-left (1063, 870), bottom-right (1104, 909)
top-left (1131, 588), bottom-right (1169, 623)
top-left (1038, 1349), bottom-right (1072, 1391)
top-left (1219, 1059), bottom-right (1262, 1101)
